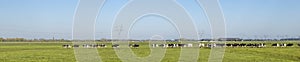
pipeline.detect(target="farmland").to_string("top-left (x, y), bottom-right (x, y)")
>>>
top-left (0, 41), bottom-right (300, 62)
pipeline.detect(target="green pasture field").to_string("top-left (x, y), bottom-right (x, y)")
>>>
top-left (0, 41), bottom-right (299, 62)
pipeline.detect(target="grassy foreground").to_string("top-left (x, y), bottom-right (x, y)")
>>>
top-left (0, 42), bottom-right (299, 62)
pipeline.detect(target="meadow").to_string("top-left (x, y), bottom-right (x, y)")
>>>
top-left (0, 41), bottom-right (299, 62)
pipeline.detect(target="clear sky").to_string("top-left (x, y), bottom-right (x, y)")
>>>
top-left (0, 0), bottom-right (300, 40)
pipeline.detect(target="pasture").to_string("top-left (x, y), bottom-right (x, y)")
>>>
top-left (0, 41), bottom-right (300, 62)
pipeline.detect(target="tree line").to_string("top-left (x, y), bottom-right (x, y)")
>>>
top-left (0, 38), bottom-right (69, 42)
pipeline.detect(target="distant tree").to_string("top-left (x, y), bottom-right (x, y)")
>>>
top-left (6, 38), bottom-right (14, 41)
top-left (4, 38), bottom-right (24, 42)
top-left (39, 38), bottom-right (46, 41)
top-left (0, 38), bottom-right (3, 42)
top-left (60, 39), bottom-right (65, 42)
top-left (33, 39), bottom-right (39, 42)
top-left (16, 38), bottom-right (25, 41)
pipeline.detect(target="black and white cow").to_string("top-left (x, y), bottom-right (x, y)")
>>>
top-left (199, 43), bottom-right (205, 48)
top-left (168, 44), bottom-right (176, 48)
top-left (73, 45), bottom-right (79, 48)
top-left (152, 44), bottom-right (158, 48)
top-left (112, 44), bottom-right (119, 48)
top-left (272, 43), bottom-right (279, 47)
top-left (253, 43), bottom-right (260, 47)
top-left (178, 44), bottom-right (185, 47)
top-left (286, 43), bottom-right (293, 47)
top-left (82, 44), bottom-right (93, 48)
top-left (131, 44), bottom-right (139, 48)
top-left (272, 43), bottom-right (286, 47)
top-left (226, 44), bottom-right (232, 47)
top-left (99, 44), bottom-right (106, 48)
top-left (206, 43), bottom-right (216, 48)
top-left (246, 43), bottom-right (253, 47)
top-left (279, 43), bottom-right (286, 47)
top-left (187, 43), bottom-right (193, 47)
top-left (92, 44), bottom-right (99, 48)
top-left (240, 43), bottom-right (247, 47)
top-left (158, 44), bottom-right (166, 48)
top-left (62, 44), bottom-right (71, 48)
top-left (258, 43), bottom-right (266, 48)
top-left (232, 43), bottom-right (239, 47)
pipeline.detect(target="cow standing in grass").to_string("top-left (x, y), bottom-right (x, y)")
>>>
top-left (199, 43), bottom-right (205, 48)
top-left (232, 43), bottom-right (239, 47)
top-left (83, 44), bottom-right (92, 48)
top-left (73, 45), bottom-right (79, 48)
top-left (286, 43), bottom-right (293, 47)
top-left (187, 43), bottom-right (193, 47)
top-left (112, 44), bottom-right (119, 48)
top-left (246, 43), bottom-right (253, 47)
top-left (99, 44), bottom-right (106, 48)
top-left (168, 44), bottom-right (175, 48)
top-left (82, 44), bottom-right (86, 48)
top-left (258, 43), bottom-right (266, 48)
top-left (130, 44), bottom-right (139, 48)
top-left (253, 43), bottom-right (260, 48)
top-left (62, 44), bottom-right (71, 48)
top-left (240, 43), bottom-right (247, 47)
top-left (152, 44), bottom-right (159, 48)
top-left (158, 44), bottom-right (163, 47)
top-left (178, 44), bottom-right (185, 47)
top-left (207, 43), bottom-right (216, 48)
top-left (226, 44), bottom-right (232, 47)
top-left (272, 43), bottom-right (279, 47)
top-left (279, 43), bottom-right (287, 47)
top-left (92, 44), bottom-right (99, 48)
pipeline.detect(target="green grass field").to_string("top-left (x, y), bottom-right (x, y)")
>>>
top-left (0, 42), bottom-right (299, 62)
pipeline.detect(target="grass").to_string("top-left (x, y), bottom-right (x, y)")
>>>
top-left (0, 43), bottom-right (76, 62)
top-left (0, 41), bottom-right (299, 62)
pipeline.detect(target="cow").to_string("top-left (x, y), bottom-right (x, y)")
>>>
top-left (62, 44), bottom-right (71, 48)
top-left (240, 43), bottom-right (247, 47)
top-left (246, 43), bottom-right (254, 47)
top-left (168, 44), bottom-right (176, 48)
top-left (112, 44), bottom-right (119, 48)
top-left (286, 43), bottom-right (293, 47)
top-left (187, 43), bottom-right (193, 47)
top-left (73, 45), bottom-right (79, 48)
top-left (158, 44), bottom-right (166, 48)
top-left (272, 43), bottom-right (278, 47)
top-left (254, 43), bottom-right (259, 47)
top-left (151, 44), bottom-right (158, 48)
top-left (130, 44), bottom-right (139, 48)
top-left (99, 44), bottom-right (106, 48)
top-left (258, 43), bottom-right (266, 48)
top-left (199, 43), bottom-right (205, 48)
top-left (178, 44), bottom-right (185, 47)
top-left (206, 43), bottom-right (216, 48)
top-left (82, 44), bottom-right (93, 48)
top-left (92, 44), bottom-right (99, 48)
top-left (226, 44), bottom-right (232, 47)
top-left (279, 43), bottom-right (286, 47)
top-left (232, 43), bottom-right (239, 47)
top-left (174, 44), bottom-right (179, 47)
top-left (298, 44), bottom-right (300, 47)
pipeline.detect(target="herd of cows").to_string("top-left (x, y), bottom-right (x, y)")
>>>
top-left (62, 43), bottom-right (300, 48)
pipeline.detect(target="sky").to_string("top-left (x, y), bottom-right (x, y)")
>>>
top-left (0, 0), bottom-right (300, 40)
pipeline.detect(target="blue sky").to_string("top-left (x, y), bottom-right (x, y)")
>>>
top-left (0, 0), bottom-right (300, 40)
